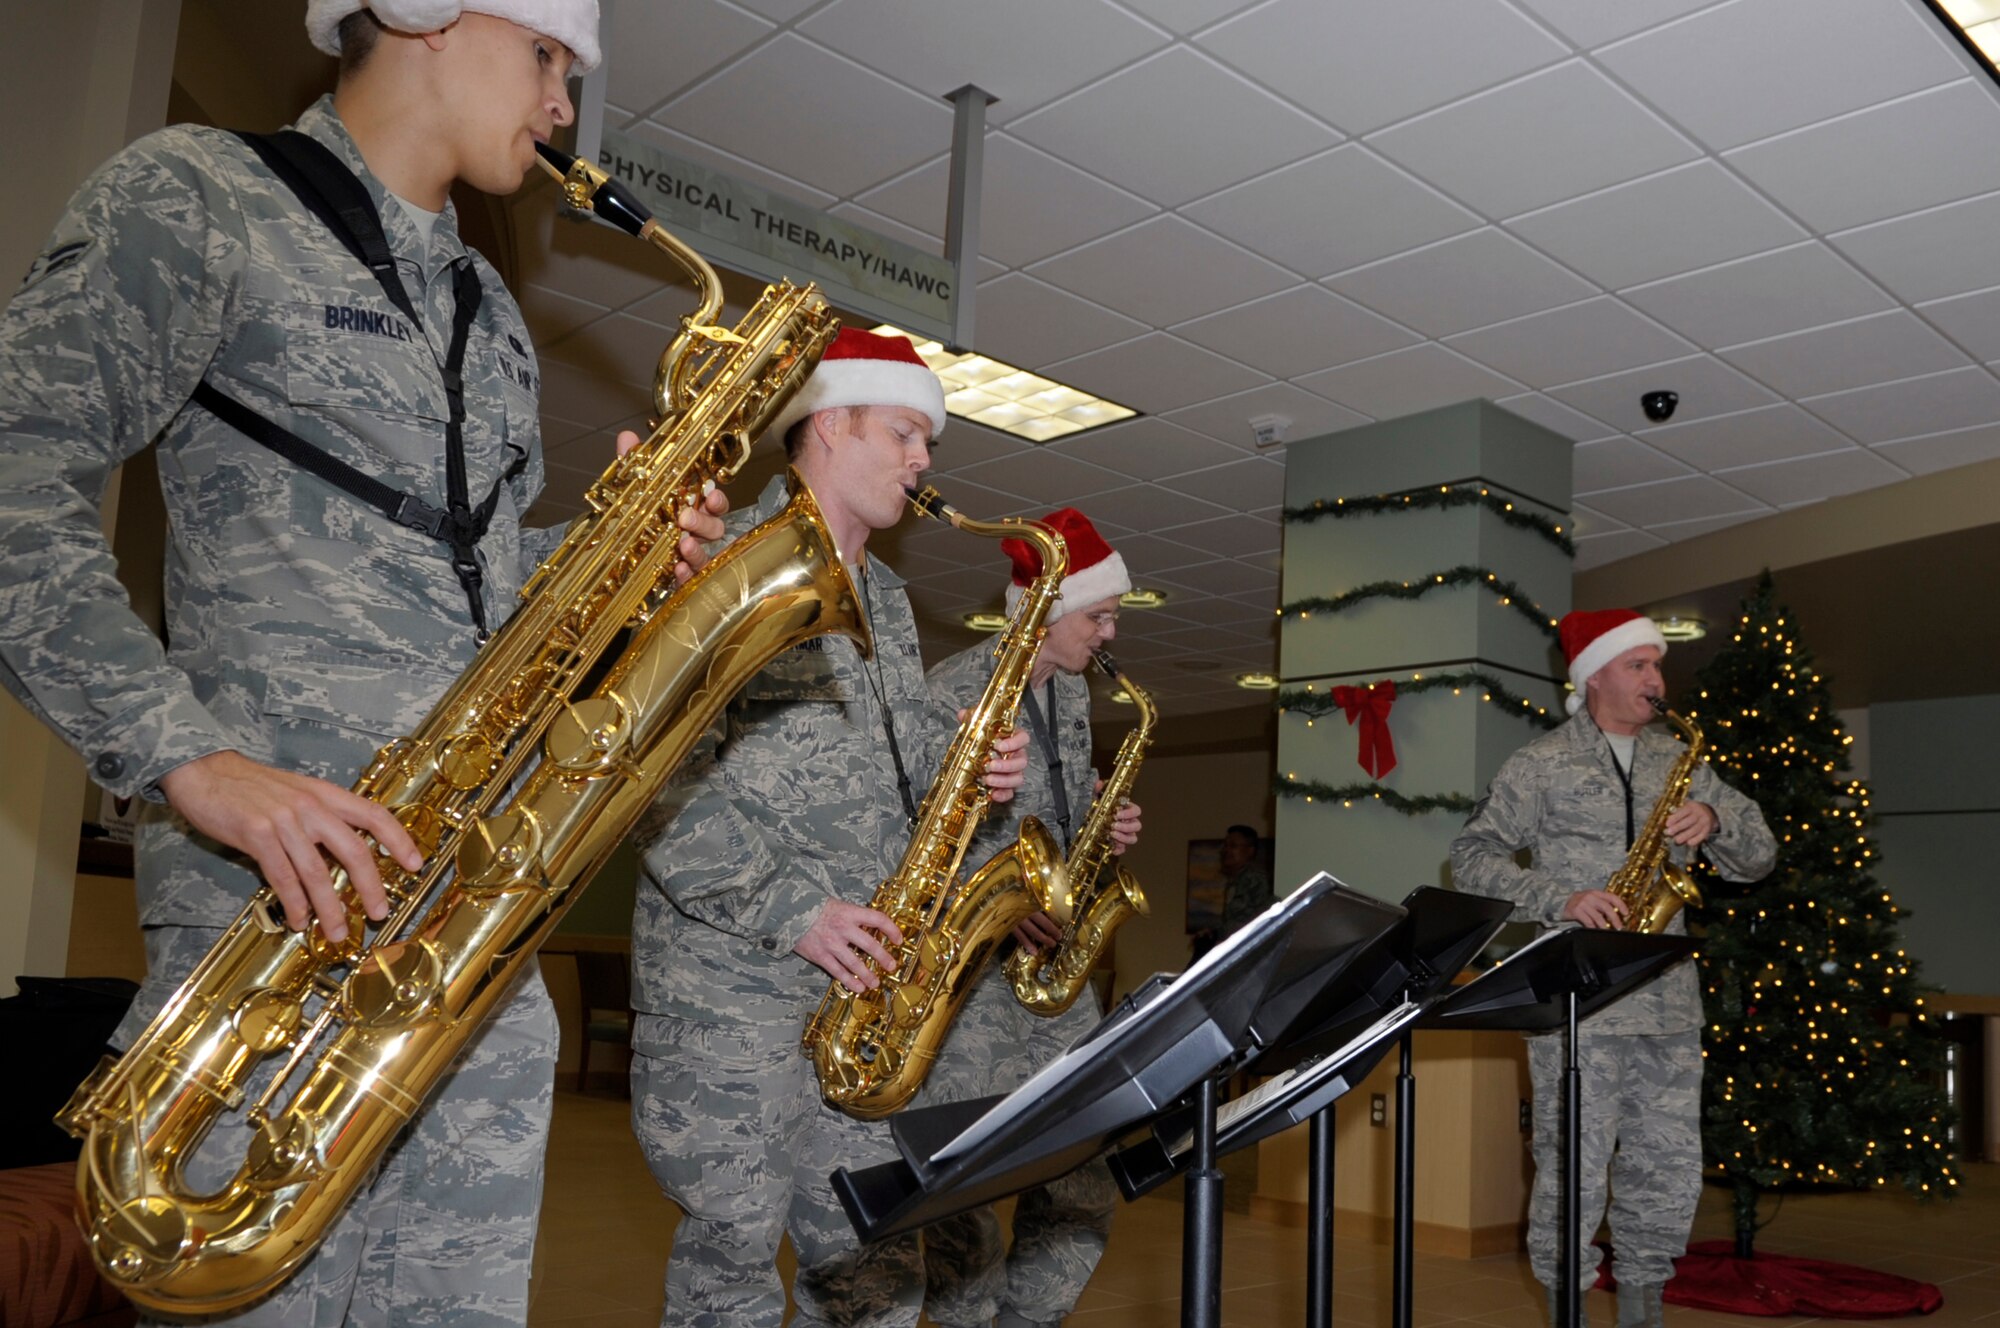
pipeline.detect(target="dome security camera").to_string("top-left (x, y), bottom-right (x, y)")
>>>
top-left (1640, 390), bottom-right (1679, 423)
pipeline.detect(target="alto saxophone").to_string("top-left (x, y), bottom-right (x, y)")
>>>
top-left (1605, 697), bottom-right (1707, 934)
top-left (801, 489), bottom-right (1070, 1119)
top-left (1007, 650), bottom-right (1155, 1016)
top-left (57, 146), bottom-right (857, 1314)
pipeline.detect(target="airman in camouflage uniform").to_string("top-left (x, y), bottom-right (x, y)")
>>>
top-left (627, 331), bottom-right (1029, 1328)
top-left (923, 507), bottom-right (1142, 1328)
top-left (1450, 611), bottom-right (1775, 1328)
top-left (0, 6), bottom-right (719, 1325)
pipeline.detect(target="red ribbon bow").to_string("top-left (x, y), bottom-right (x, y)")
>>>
top-left (1329, 680), bottom-right (1398, 779)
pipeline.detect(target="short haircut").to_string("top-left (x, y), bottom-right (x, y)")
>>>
top-left (1225, 825), bottom-right (1259, 847)
top-left (784, 405), bottom-right (860, 459)
top-left (336, 10), bottom-right (385, 77)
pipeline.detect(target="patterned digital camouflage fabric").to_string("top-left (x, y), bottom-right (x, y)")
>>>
top-left (921, 641), bottom-right (1118, 1328)
top-left (1450, 706), bottom-right (1776, 1300)
top-left (629, 473), bottom-right (950, 1328)
top-left (1219, 864), bottom-right (1273, 938)
top-left (0, 97), bottom-right (560, 1325)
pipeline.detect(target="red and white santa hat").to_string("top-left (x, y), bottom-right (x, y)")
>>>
top-left (769, 327), bottom-right (948, 443)
top-left (1559, 608), bottom-right (1667, 714)
top-left (1002, 508), bottom-right (1130, 623)
top-left (307, 0), bottom-right (602, 73)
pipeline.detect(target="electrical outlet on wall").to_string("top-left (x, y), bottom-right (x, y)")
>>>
top-left (1370, 1093), bottom-right (1387, 1127)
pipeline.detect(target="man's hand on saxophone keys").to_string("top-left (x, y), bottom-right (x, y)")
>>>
top-left (1666, 800), bottom-right (1718, 847)
top-left (1013, 911), bottom-right (1064, 953)
top-left (1562, 889), bottom-right (1630, 930)
top-left (613, 428), bottom-right (731, 583)
top-left (968, 713), bottom-right (1030, 803)
top-left (1099, 777), bottom-right (1143, 854)
top-left (795, 898), bottom-right (905, 991)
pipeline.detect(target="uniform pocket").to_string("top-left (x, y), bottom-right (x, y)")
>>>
top-left (284, 303), bottom-right (447, 422)
top-left (260, 652), bottom-right (460, 783)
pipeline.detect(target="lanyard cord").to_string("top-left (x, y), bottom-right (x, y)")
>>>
top-left (857, 572), bottom-right (919, 826)
top-left (1020, 680), bottom-right (1073, 852)
top-left (1606, 735), bottom-right (1636, 851)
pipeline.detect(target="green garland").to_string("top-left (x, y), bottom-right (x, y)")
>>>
top-left (1280, 565), bottom-right (1562, 645)
top-left (1273, 775), bottom-right (1476, 816)
top-left (1276, 669), bottom-right (1562, 731)
top-left (1283, 484), bottom-right (1574, 557)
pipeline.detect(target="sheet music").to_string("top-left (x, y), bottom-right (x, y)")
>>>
top-left (931, 872), bottom-right (1349, 1165)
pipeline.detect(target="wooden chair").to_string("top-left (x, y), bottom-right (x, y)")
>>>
top-left (573, 949), bottom-right (634, 1095)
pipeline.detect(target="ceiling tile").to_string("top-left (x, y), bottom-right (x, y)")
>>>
top-left (858, 136), bottom-right (1156, 269)
top-left (928, 420), bottom-right (1035, 471)
top-left (622, 120), bottom-right (839, 208)
top-left (950, 448), bottom-right (1131, 506)
top-left (1511, 0), bottom-right (1721, 49)
top-left (1027, 217), bottom-right (1295, 329)
top-left (800, 0), bottom-right (1167, 121)
top-left (1573, 529), bottom-right (1668, 570)
top-left (1572, 437), bottom-right (1693, 492)
top-left (516, 281), bottom-right (609, 347)
top-left (1175, 285), bottom-right (1418, 380)
top-left (1548, 355), bottom-right (1780, 431)
top-left (511, 191), bottom-right (675, 310)
top-left (1154, 512), bottom-right (1280, 559)
top-left (1568, 502), bottom-right (1628, 537)
top-left (537, 360), bottom-right (639, 430)
top-left (538, 311), bottom-right (681, 387)
top-left (1724, 81), bottom-right (2000, 234)
top-left (1181, 146), bottom-right (1481, 279)
top-left (1073, 482), bottom-right (1236, 531)
top-left (1156, 457), bottom-right (1287, 512)
top-left (732, 0), bottom-right (815, 18)
top-left (1648, 510), bottom-right (1767, 541)
top-left (1045, 333), bottom-right (1270, 415)
top-left (1802, 367), bottom-right (2000, 444)
top-left (1595, 0), bottom-right (1965, 152)
top-left (1640, 405), bottom-right (1856, 471)
top-left (1870, 422), bottom-right (2000, 475)
top-left (1621, 244), bottom-right (1893, 350)
top-left (1091, 531), bottom-right (1212, 576)
top-left (1719, 311), bottom-right (1971, 399)
top-left (969, 273), bottom-right (1147, 370)
top-left (1582, 475), bottom-right (1768, 527)
top-left (1829, 190), bottom-right (2000, 306)
top-left (1492, 393), bottom-right (1618, 443)
top-left (1120, 0), bottom-right (1260, 34)
top-left (1048, 417), bottom-right (1246, 480)
top-left (823, 203), bottom-right (1007, 282)
top-left (1202, 0), bottom-right (1566, 134)
top-left (1165, 383), bottom-right (1371, 449)
top-left (1917, 287), bottom-right (2000, 362)
top-left (652, 36), bottom-right (952, 196)
top-left (1505, 161), bottom-right (1804, 291)
top-left (1293, 344), bottom-right (1521, 419)
top-left (1715, 447), bottom-right (1908, 506)
top-left (605, 0), bottom-right (772, 116)
top-left (1325, 229), bottom-right (1595, 338)
top-left (1370, 62), bottom-right (1699, 220)
top-left (1007, 47), bottom-right (1338, 208)
top-left (1444, 297), bottom-right (1694, 390)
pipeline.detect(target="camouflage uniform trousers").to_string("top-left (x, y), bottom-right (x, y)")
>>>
top-left (631, 1015), bottom-right (922, 1328)
top-left (922, 966), bottom-right (1116, 1327)
top-left (1524, 1026), bottom-right (1702, 1291)
top-left (115, 925), bottom-right (556, 1328)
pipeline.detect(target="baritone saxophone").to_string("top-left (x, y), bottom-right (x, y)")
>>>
top-left (801, 490), bottom-right (1070, 1119)
top-left (56, 144), bottom-right (856, 1314)
top-left (1007, 649), bottom-right (1155, 1016)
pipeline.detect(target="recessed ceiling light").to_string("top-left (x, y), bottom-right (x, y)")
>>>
top-left (1119, 588), bottom-right (1169, 609)
top-left (1654, 616), bottom-right (1707, 642)
top-left (1108, 687), bottom-right (1134, 704)
top-left (874, 325), bottom-right (1139, 442)
top-left (1235, 672), bottom-right (1280, 690)
top-left (962, 611), bottom-right (1009, 632)
top-left (1933, 0), bottom-right (2000, 70)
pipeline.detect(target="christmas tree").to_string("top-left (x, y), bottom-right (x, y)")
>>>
top-left (1686, 572), bottom-right (1956, 1257)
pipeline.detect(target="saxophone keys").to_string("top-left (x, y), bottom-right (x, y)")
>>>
top-left (546, 694), bottom-right (636, 775)
top-left (455, 809), bottom-right (548, 894)
top-left (231, 989), bottom-right (305, 1053)
top-left (433, 733), bottom-right (501, 791)
top-left (95, 1196), bottom-right (190, 1282)
top-left (343, 939), bottom-right (446, 1027)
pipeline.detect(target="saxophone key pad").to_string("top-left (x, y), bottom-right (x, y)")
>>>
top-left (343, 939), bottom-right (446, 1027)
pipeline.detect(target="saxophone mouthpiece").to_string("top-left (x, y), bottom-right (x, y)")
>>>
top-left (907, 485), bottom-right (952, 523)
top-left (1647, 696), bottom-right (1670, 716)
top-left (1092, 649), bottom-right (1121, 678)
top-left (536, 141), bottom-right (654, 239)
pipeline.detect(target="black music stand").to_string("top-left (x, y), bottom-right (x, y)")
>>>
top-left (1107, 886), bottom-right (1514, 1328)
top-left (1421, 927), bottom-right (1696, 1328)
top-left (832, 872), bottom-right (1407, 1328)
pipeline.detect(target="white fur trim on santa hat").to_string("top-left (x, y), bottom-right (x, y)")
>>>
top-left (769, 359), bottom-right (948, 443)
top-left (307, 0), bottom-right (601, 72)
top-left (1563, 616), bottom-right (1667, 714)
top-left (1003, 550), bottom-right (1131, 624)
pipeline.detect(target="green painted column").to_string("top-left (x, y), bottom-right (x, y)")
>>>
top-left (1273, 400), bottom-right (1574, 903)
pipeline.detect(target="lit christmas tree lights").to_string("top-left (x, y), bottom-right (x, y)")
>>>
top-left (1686, 573), bottom-right (1956, 1256)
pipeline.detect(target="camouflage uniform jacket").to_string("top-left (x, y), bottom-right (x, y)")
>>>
top-left (0, 96), bottom-right (553, 928)
top-left (630, 474), bottom-right (948, 1035)
top-left (928, 639), bottom-right (1096, 865)
top-left (1450, 706), bottom-right (1776, 1034)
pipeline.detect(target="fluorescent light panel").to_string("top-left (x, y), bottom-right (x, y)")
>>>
top-left (1935, 0), bottom-right (2000, 66)
top-left (874, 325), bottom-right (1139, 442)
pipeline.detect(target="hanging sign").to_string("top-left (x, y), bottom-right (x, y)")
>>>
top-left (595, 128), bottom-right (957, 343)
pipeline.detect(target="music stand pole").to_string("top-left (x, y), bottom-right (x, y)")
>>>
top-left (1559, 989), bottom-right (1583, 1328)
top-left (1183, 1074), bottom-right (1225, 1328)
top-left (1307, 1108), bottom-right (1334, 1328)
top-left (1392, 1032), bottom-right (1416, 1328)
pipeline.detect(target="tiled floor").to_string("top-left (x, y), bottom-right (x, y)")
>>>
top-left (530, 1089), bottom-right (1998, 1327)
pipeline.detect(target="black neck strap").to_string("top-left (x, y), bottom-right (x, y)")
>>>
top-left (1022, 680), bottom-right (1073, 852)
top-left (1605, 733), bottom-right (1636, 850)
top-left (858, 573), bottom-right (919, 827)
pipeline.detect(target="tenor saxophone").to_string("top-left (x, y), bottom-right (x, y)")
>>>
top-left (1006, 649), bottom-right (1155, 1016)
top-left (56, 146), bottom-right (856, 1314)
top-left (801, 489), bottom-right (1070, 1119)
top-left (1605, 697), bottom-right (1707, 934)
